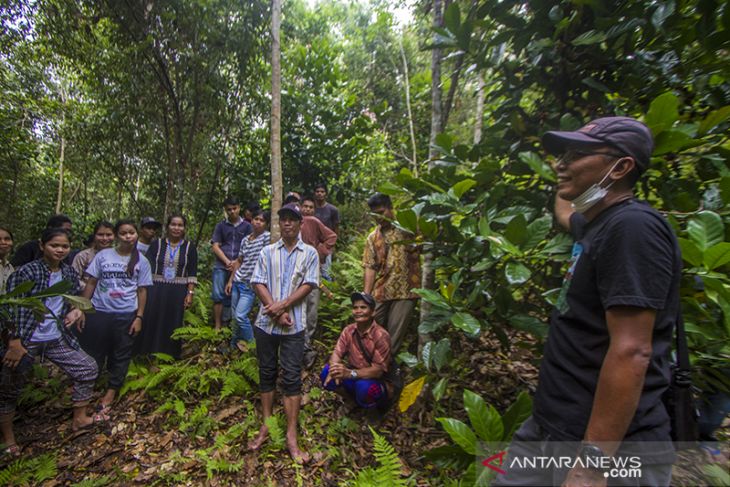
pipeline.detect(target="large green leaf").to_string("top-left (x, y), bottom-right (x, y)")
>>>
top-left (396, 209), bottom-right (418, 233)
top-left (432, 338), bottom-right (452, 371)
top-left (464, 390), bottom-right (504, 442)
top-left (697, 105), bottom-right (730, 136)
top-left (413, 288), bottom-right (451, 309)
top-left (704, 242), bottom-right (730, 270)
top-left (651, 0), bottom-right (675, 29)
top-left (677, 238), bottom-right (703, 267)
top-left (646, 91), bottom-right (679, 135)
top-left (541, 233), bottom-right (573, 255)
top-left (436, 417), bottom-right (477, 455)
top-left (444, 2), bottom-right (461, 35)
top-left (451, 312), bottom-right (481, 335)
top-left (509, 314), bottom-right (547, 338)
top-left (523, 215), bottom-right (553, 249)
top-left (451, 178), bottom-right (477, 199)
top-left (653, 130), bottom-right (694, 155)
top-left (518, 151), bottom-right (556, 182)
top-left (505, 262), bottom-right (531, 284)
top-left (501, 391), bottom-right (532, 440)
top-left (687, 211), bottom-right (725, 251)
top-left (504, 214), bottom-right (527, 246)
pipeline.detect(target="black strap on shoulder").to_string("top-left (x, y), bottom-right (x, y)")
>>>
top-left (352, 328), bottom-right (374, 365)
top-left (674, 315), bottom-right (692, 387)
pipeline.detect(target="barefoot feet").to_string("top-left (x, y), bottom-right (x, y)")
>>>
top-left (247, 424), bottom-right (269, 451)
top-left (286, 435), bottom-right (310, 464)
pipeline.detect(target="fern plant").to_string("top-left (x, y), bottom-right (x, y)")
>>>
top-left (264, 414), bottom-right (286, 450)
top-left (0, 453), bottom-right (57, 486)
top-left (347, 427), bottom-right (411, 487)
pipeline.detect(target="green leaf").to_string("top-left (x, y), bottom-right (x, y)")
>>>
top-left (377, 181), bottom-right (405, 196)
top-left (523, 215), bottom-right (553, 249)
top-left (451, 178), bottom-right (477, 199)
top-left (444, 2), bottom-right (461, 35)
top-left (518, 151), bottom-right (556, 182)
top-left (704, 242), bottom-right (730, 270)
top-left (432, 377), bottom-right (448, 402)
top-left (646, 92), bottom-right (679, 135)
top-left (677, 238), bottom-right (704, 267)
top-left (697, 106), bottom-right (730, 136)
top-left (434, 132), bottom-right (453, 152)
top-left (571, 30), bottom-right (606, 46)
top-left (687, 211), bottom-right (725, 251)
top-left (505, 262), bottom-right (531, 285)
top-left (464, 390), bottom-right (504, 442)
top-left (509, 314), bottom-right (547, 338)
top-left (451, 312), bottom-right (481, 335)
top-left (501, 391), bottom-right (532, 440)
top-left (653, 130), bottom-right (693, 155)
top-left (541, 233), bottom-right (573, 254)
top-left (62, 295), bottom-right (93, 311)
top-left (4, 280), bottom-right (35, 297)
top-left (432, 338), bottom-right (451, 371)
top-left (436, 417), bottom-right (477, 455)
top-left (397, 352), bottom-right (418, 368)
top-left (396, 209), bottom-right (418, 233)
top-left (504, 214), bottom-right (527, 246)
top-left (413, 288), bottom-right (451, 309)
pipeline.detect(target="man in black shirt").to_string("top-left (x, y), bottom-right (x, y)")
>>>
top-left (494, 117), bottom-right (680, 487)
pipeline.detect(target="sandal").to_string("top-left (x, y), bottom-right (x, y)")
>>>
top-left (3, 444), bottom-right (21, 458)
top-left (72, 412), bottom-right (107, 432)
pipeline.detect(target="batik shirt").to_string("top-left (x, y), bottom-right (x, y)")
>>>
top-left (363, 225), bottom-right (421, 301)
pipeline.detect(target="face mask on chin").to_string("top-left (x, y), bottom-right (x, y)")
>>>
top-left (570, 159), bottom-right (622, 213)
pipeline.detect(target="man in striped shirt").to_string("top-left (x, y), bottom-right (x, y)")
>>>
top-left (248, 203), bottom-right (319, 464)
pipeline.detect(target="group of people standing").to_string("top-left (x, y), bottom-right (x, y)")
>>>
top-left (0, 215), bottom-right (198, 457)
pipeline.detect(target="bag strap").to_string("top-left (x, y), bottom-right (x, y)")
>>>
top-left (352, 328), bottom-right (374, 366)
top-left (674, 314), bottom-right (692, 387)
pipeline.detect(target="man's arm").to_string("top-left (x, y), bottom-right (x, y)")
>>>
top-left (584, 305), bottom-right (656, 455)
top-left (554, 194), bottom-right (574, 232)
top-left (211, 242), bottom-right (230, 266)
top-left (315, 219), bottom-right (337, 262)
top-left (364, 268), bottom-right (376, 295)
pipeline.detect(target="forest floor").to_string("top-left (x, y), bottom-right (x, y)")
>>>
top-left (0, 324), bottom-right (726, 485)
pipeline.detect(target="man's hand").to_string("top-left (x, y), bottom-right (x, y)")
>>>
top-left (562, 467), bottom-right (607, 487)
top-left (225, 259), bottom-right (236, 272)
top-left (2, 339), bottom-right (28, 370)
top-left (76, 312), bottom-right (88, 332)
top-left (64, 308), bottom-right (83, 328)
top-left (265, 300), bottom-right (288, 318)
top-left (184, 293), bottom-right (193, 309)
top-left (225, 280), bottom-right (233, 296)
top-left (276, 312), bottom-right (293, 327)
top-left (328, 363), bottom-right (349, 380)
top-left (129, 317), bottom-right (142, 336)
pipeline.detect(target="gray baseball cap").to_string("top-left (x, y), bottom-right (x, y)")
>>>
top-left (542, 116), bottom-right (654, 172)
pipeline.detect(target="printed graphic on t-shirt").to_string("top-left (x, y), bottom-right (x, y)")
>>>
top-left (97, 263), bottom-right (137, 299)
top-left (556, 241), bottom-right (583, 314)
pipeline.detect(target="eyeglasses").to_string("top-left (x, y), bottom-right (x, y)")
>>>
top-left (558, 150), bottom-right (624, 165)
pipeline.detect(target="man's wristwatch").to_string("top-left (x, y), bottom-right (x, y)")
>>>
top-left (577, 442), bottom-right (608, 472)
top-left (350, 369), bottom-right (358, 379)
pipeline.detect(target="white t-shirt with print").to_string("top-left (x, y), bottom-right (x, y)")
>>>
top-left (86, 248), bottom-right (153, 313)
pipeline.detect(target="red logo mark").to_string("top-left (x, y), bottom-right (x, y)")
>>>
top-left (482, 451), bottom-right (507, 474)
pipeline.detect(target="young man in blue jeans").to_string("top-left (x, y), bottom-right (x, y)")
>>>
top-left (210, 197), bottom-right (251, 330)
top-left (225, 210), bottom-right (270, 349)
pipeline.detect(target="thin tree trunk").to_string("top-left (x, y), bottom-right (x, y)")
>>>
top-left (55, 91), bottom-right (67, 214)
top-left (441, 53), bottom-right (464, 129)
top-left (474, 72), bottom-right (485, 144)
top-left (421, 0), bottom-right (444, 350)
top-left (400, 37), bottom-right (418, 177)
top-left (270, 0), bottom-right (283, 242)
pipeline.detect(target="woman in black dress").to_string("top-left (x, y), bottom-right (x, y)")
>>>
top-left (136, 214), bottom-right (197, 359)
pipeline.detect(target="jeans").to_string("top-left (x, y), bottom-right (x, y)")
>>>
top-left (231, 281), bottom-right (255, 344)
top-left (211, 267), bottom-right (231, 306)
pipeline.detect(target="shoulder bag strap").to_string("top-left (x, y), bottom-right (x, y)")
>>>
top-left (352, 328), bottom-right (374, 365)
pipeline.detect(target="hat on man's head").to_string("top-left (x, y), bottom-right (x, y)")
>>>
top-left (350, 291), bottom-right (376, 309)
top-left (140, 216), bottom-right (162, 228)
top-left (277, 203), bottom-right (302, 221)
top-left (542, 116), bottom-right (654, 173)
top-left (284, 192), bottom-right (301, 204)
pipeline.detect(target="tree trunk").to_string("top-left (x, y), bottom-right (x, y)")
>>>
top-left (420, 0), bottom-right (444, 347)
top-left (400, 37), bottom-right (418, 177)
top-left (270, 0), bottom-right (283, 242)
top-left (474, 72), bottom-right (485, 144)
top-left (55, 90), bottom-right (67, 214)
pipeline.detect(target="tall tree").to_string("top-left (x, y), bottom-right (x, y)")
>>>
top-left (270, 0), bottom-right (282, 241)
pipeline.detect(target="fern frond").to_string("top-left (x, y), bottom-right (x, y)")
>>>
top-left (370, 427), bottom-right (408, 487)
top-left (264, 415), bottom-right (285, 450)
